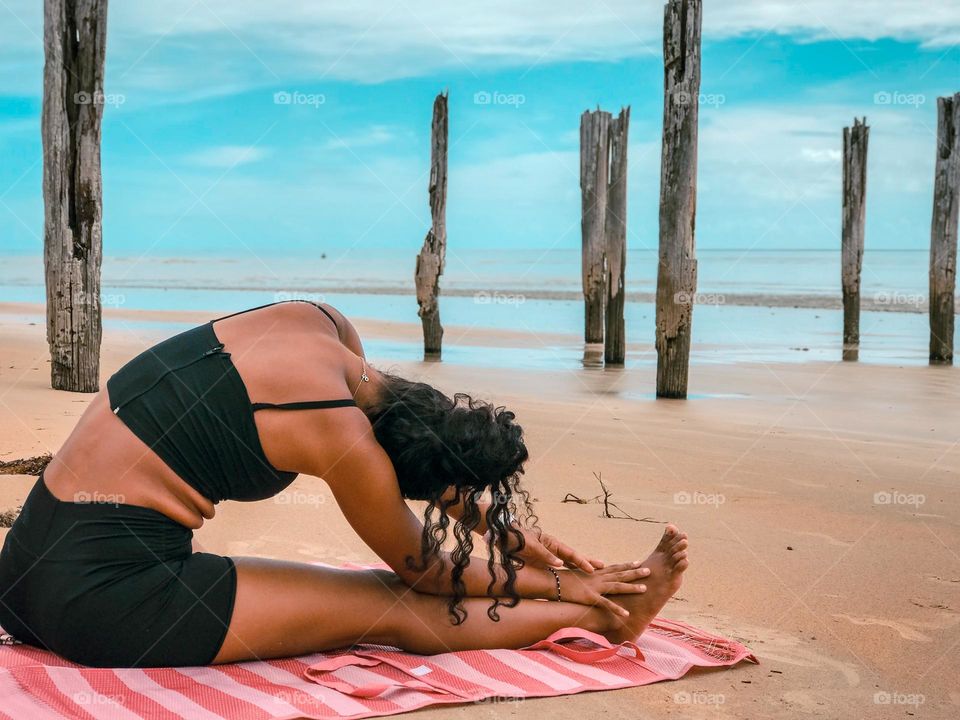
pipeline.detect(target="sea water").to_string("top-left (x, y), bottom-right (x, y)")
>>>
top-left (0, 248), bottom-right (937, 368)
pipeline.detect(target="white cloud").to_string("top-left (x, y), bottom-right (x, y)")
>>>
top-left (321, 125), bottom-right (397, 151)
top-left (0, 1), bottom-right (957, 97)
top-left (183, 145), bottom-right (269, 168)
top-left (801, 147), bottom-right (843, 164)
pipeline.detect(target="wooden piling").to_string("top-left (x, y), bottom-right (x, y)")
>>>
top-left (415, 91), bottom-right (448, 359)
top-left (841, 117), bottom-right (869, 361)
top-left (42, 0), bottom-right (108, 392)
top-left (604, 107), bottom-right (630, 365)
top-left (929, 94), bottom-right (960, 365)
top-left (580, 109), bottom-right (611, 348)
top-left (655, 0), bottom-right (702, 398)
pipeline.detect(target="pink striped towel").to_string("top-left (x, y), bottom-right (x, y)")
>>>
top-left (0, 570), bottom-right (756, 719)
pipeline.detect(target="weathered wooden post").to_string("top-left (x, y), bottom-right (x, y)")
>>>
top-left (42, 0), bottom-right (108, 392)
top-left (841, 117), bottom-right (869, 362)
top-left (655, 0), bottom-right (701, 398)
top-left (604, 107), bottom-right (630, 365)
top-left (929, 93), bottom-right (960, 365)
top-left (415, 91), bottom-right (448, 359)
top-left (580, 108), bottom-right (611, 363)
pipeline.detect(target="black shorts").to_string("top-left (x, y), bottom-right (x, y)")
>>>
top-left (0, 476), bottom-right (236, 667)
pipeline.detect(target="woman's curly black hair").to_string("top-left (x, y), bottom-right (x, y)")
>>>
top-left (366, 370), bottom-right (536, 624)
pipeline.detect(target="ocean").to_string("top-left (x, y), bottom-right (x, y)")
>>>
top-left (0, 248), bottom-right (942, 369)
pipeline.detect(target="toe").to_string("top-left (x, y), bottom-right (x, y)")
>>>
top-left (657, 525), bottom-right (678, 551)
top-left (674, 558), bottom-right (689, 573)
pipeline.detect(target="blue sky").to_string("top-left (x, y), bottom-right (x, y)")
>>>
top-left (0, 1), bottom-right (958, 259)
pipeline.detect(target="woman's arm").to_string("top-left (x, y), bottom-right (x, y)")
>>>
top-left (321, 433), bottom-right (639, 616)
top-left (325, 436), bottom-right (554, 599)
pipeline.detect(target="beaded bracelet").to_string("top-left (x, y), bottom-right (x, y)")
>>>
top-left (547, 567), bottom-right (562, 602)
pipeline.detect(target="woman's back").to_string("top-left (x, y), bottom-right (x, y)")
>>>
top-left (44, 301), bottom-right (366, 529)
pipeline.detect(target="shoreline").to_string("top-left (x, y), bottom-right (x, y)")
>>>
top-left (1, 282), bottom-right (944, 314)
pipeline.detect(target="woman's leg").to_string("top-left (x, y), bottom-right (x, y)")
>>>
top-left (214, 560), bottom-right (613, 662)
top-left (213, 527), bottom-right (688, 663)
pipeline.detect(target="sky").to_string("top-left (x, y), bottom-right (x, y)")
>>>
top-left (0, 1), bottom-right (958, 260)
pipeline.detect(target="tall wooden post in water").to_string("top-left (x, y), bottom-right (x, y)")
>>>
top-left (42, 0), bottom-right (108, 392)
top-left (580, 109), bottom-right (611, 354)
top-left (929, 94), bottom-right (960, 365)
top-left (415, 91), bottom-right (448, 359)
top-left (841, 117), bottom-right (869, 361)
top-left (605, 108), bottom-right (630, 365)
top-left (655, 0), bottom-right (701, 398)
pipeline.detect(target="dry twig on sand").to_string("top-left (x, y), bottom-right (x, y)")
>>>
top-left (0, 507), bottom-right (21, 528)
top-left (562, 472), bottom-right (662, 523)
top-left (0, 454), bottom-right (52, 476)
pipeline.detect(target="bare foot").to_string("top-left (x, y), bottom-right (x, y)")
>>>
top-left (604, 525), bottom-right (688, 644)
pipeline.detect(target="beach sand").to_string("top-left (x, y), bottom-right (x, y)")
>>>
top-left (1, 302), bottom-right (957, 718)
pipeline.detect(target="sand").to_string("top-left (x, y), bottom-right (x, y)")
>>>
top-left (1, 301), bottom-right (958, 719)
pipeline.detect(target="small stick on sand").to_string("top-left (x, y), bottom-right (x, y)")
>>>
top-left (0, 508), bottom-right (22, 528)
top-left (0, 453), bottom-right (53, 476)
top-left (562, 472), bottom-right (662, 524)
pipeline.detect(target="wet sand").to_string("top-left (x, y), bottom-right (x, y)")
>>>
top-left (0, 302), bottom-right (957, 718)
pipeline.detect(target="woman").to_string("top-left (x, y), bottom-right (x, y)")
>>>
top-left (0, 300), bottom-right (688, 668)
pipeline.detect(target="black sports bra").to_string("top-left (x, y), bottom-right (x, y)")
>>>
top-left (106, 301), bottom-right (357, 503)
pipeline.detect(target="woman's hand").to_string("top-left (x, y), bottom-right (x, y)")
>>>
top-left (555, 562), bottom-right (650, 617)
top-left (506, 527), bottom-right (606, 573)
